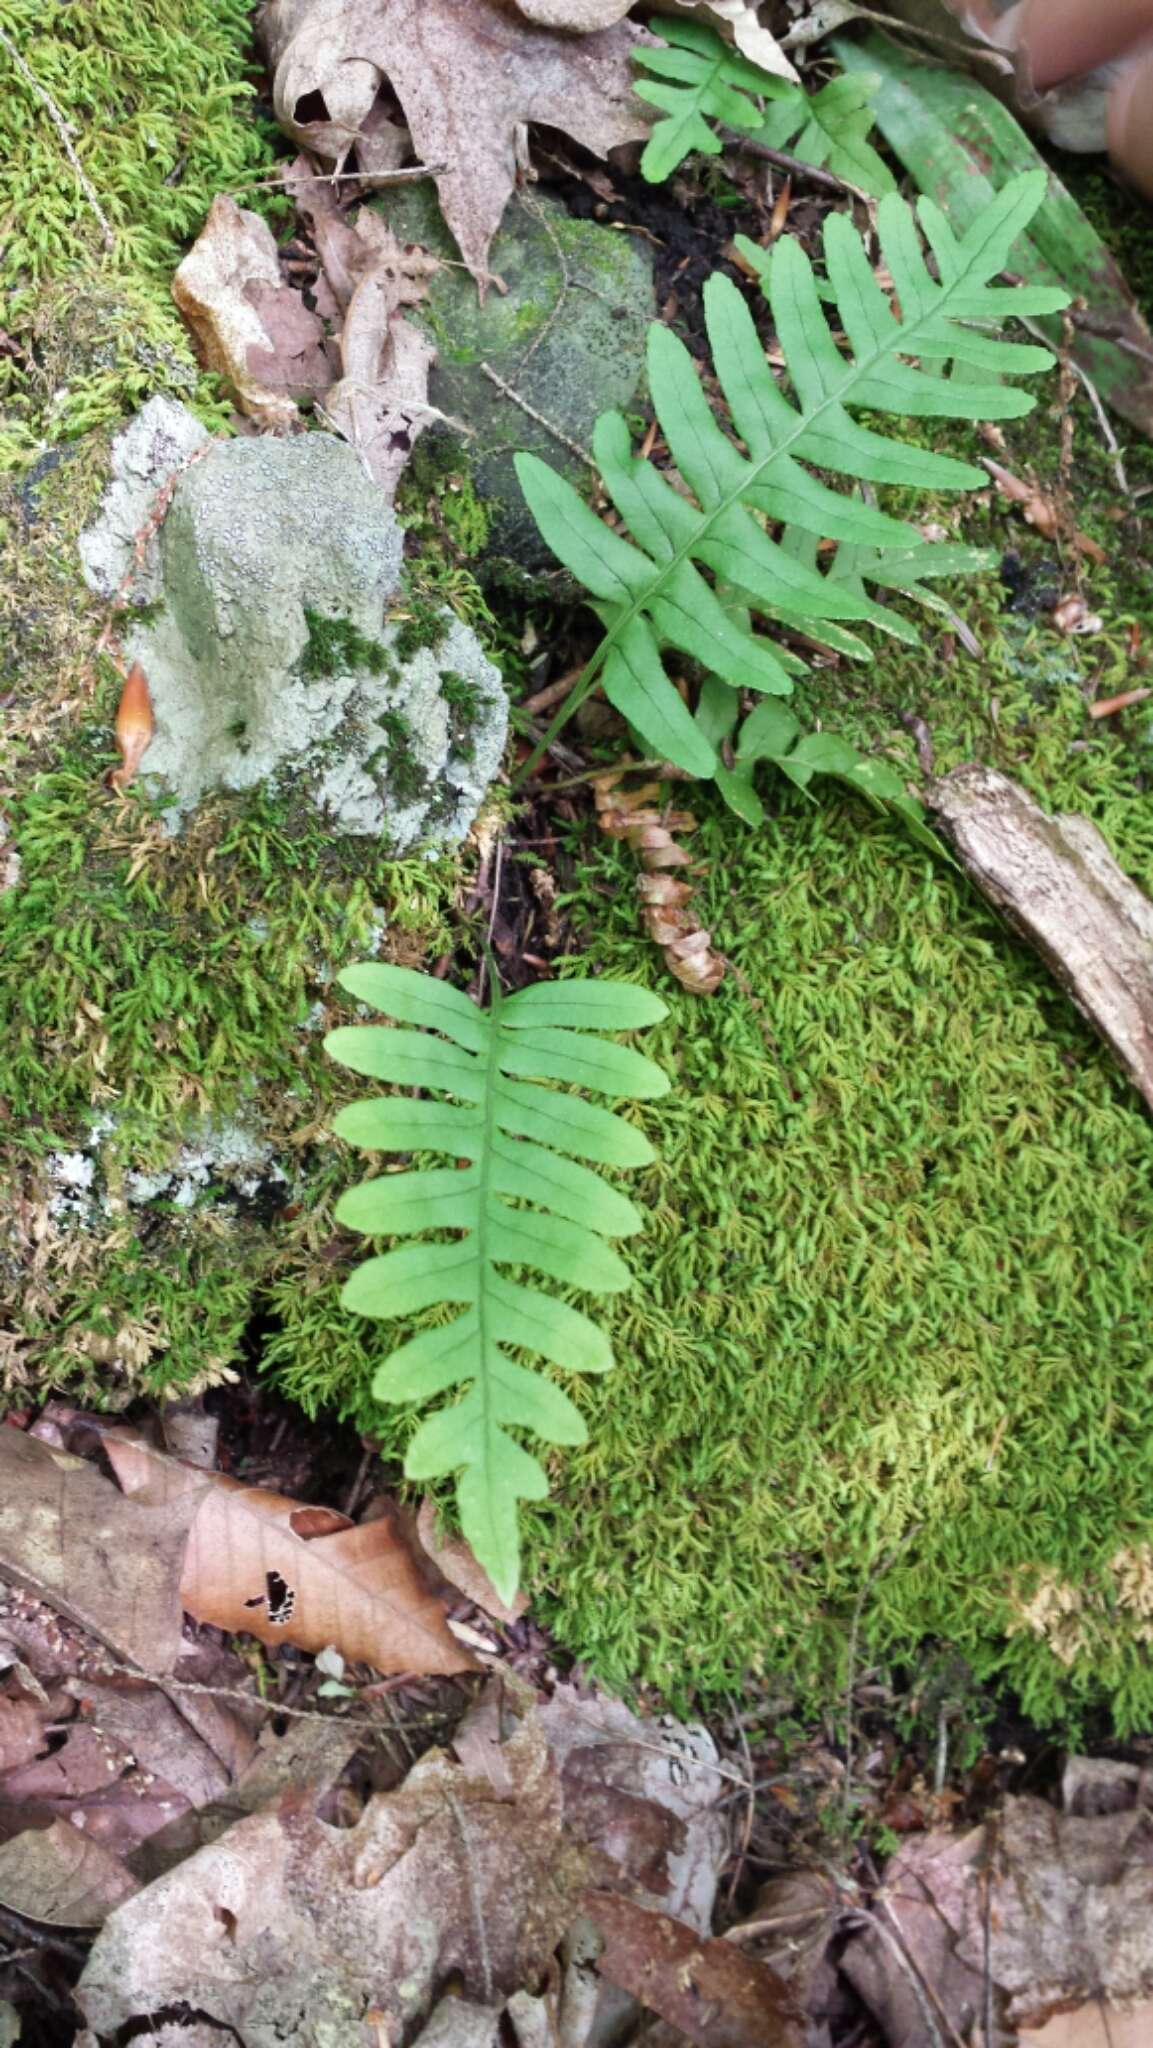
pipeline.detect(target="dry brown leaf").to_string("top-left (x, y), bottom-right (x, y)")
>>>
top-left (586, 1892), bottom-right (806, 2048)
top-left (982, 458), bottom-right (1107, 564)
top-left (261, 0), bottom-right (652, 289)
top-left (77, 1683), bottom-right (588, 2044)
top-left (103, 1432), bottom-right (475, 1679)
top-left (1020, 2001), bottom-right (1153, 2048)
top-left (322, 224), bottom-right (441, 501)
top-left (845, 1795), bottom-right (1153, 2044)
top-left (416, 1497), bottom-right (529, 1627)
top-left (0, 1426), bottom-right (199, 1677)
top-left (173, 194), bottom-right (331, 427)
top-left (0, 1694), bottom-right (46, 1772)
top-left (0, 1817), bottom-right (139, 1927)
top-left (535, 1682), bottom-right (730, 1928)
top-left (108, 660), bottom-right (154, 794)
top-left (653, 0), bottom-right (799, 80)
top-left (594, 771), bottom-right (726, 994)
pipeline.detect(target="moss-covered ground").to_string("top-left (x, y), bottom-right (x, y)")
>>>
top-left (5, 0), bottom-right (1153, 1742)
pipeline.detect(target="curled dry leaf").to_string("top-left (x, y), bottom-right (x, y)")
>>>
top-left (416, 1498), bottom-right (529, 1627)
top-left (108, 660), bottom-right (154, 793)
top-left (0, 1694), bottom-right (46, 1772)
top-left (0, 1817), bottom-right (139, 1928)
top-left (586, 1893), bottom-right (806, 2048)
top-left (654, 0), bottom-right (800, 81)
top-left (77, 1685), bottom-right (588, 2044)
top-left (982, 458), bottom-right (1107, 564)
top-left (103, 1432), bottom-right (475, 1679)
top-left (261, 0), bottom-right (652, 290)
top-left (322, 221), bottom-right (442, 501)
top-left (0, 1425), bottom-right (198, 1677)
top-left (595, 770), bottom-right (726, 994)
top-left (172, 194), bottom-right (331, 428)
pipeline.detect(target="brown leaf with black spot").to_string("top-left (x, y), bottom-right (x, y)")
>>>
top-left (103, 1432), bottom-right (475, 1679)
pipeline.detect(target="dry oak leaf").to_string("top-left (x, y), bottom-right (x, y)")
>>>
top-left (416, 1498), bottom-right (529, 1627)
top-left (323, 221), bottom-right (442, 502)
top-left (586, 1892), bottom-right (806, 2048)
top-left (0, 1695), bottom-right (47, 1773)
top-left (0, 1817), bottom-right (139, 1928)
top-left (77, 1684), bottom-right (588, 2045)
top-left (0, 1425), bottom-right (199, 1677)
top-left (173, 194), bottom-right (332, 428)
top-left (103, 1432), bottom-right (475, 1679)
top-left (260, 0), bottom-right (653, 290)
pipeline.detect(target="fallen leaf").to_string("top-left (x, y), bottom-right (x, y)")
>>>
top-left (77, 1684), bottom-right (587, 2044)
top-left (173, 194), bottom-right (332, 427)
top-left (416, 1498), bottom-right (529, 1626)
top-left (322, 224), bottom-right (441, 501)
top-left (535, 1683), bottom-right (730, 1928)
top-left (0, 1694), bottom-right (46, 1772)
top-left (0, 1817), bottom-right (139, 1927)
top-left (0, 1426), bottom-right (199, 1677)
top-left (261, 0), bottom-right (652, 289)
top-left (845, 1795), bottom-right (1153, 2043)
top-left (1088, 686), bottom-right (1152, 721)
top-left (982, 459), bottom-right (1107, 564)
top-left (586, 1892), bottom-right (806, 2048)
top-left (104, 1432), bottom-right (475, 1678)
top-left (108, 661), bottom-right (154, 794)
top-left (654, 0), bottom-right (799, 81)
top-left (1020, 2000), bottom-right (1153, 2048)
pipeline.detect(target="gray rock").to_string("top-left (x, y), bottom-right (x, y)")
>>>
top-left (380, 189), bottom-right (654, 563)
top-left (80, 409), bottom-right (507, 849)
top-left (78, 394), bottom-right (210, 602)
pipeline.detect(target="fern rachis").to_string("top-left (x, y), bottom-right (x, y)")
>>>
top-left (325, 963), bottom-right (669, 1602)
top-left (514, 172), bottom-right (1067, 799)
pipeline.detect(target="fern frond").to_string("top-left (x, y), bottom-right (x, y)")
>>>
top-left (753, 71), bottom-right (896, 196)
top-left (514, 173), bottom-right (1066, 787)
top-left (325, 964), bottom-right (669, 1602)
top-left (633, 18), bottom-right (893, 194)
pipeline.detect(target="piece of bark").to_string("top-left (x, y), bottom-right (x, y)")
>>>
top-left (929, 765), bottom-right (1153, 1112)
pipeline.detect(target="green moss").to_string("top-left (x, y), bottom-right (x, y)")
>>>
top-left (272, 379), bottom-right (1153, 1737)
top-left (392, 594), bottom-right (452, 661)
top-left (373, 708), bottom-right (429, 803)
top-left (300, 608), bottom-right (390, 682)
top-left (0, 0), bottom-right (279, 456)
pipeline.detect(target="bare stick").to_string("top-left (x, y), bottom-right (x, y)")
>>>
top-left (480, 362), bottom-right (596, 469)
top-left (0, 25), bottom-right (116, 250)
top-left (720, 126), bottom-right (859, 197)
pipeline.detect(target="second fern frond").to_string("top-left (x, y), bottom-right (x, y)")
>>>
top-left (326, 964), bottom-right (669, 1602)
top-left (514, 172), bottom-right (1067, 807)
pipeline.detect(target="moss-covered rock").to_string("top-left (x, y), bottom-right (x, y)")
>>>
top-left (378, 188), bottom-right (654, 563)
top-left (78, 402), bottom-right (507, 847)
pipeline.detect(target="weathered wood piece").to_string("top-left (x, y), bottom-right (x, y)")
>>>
top-left (929, 764), bottom-right (1153, 1112)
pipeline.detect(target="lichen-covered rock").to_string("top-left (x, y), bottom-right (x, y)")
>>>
top-left (380, 189), bottom-right (654, 563)
top-left (80, 405), bottom-right (507, 849)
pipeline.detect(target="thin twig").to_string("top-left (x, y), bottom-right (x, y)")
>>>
top-left (234, 162), bottom-right (448, 198)
top-left (841, 1526), bottom-right (921, 1830)
top-left (444, 1788), bottom-right (493, 2001)
top-left (724, 1692), bottom-right (757, 1909)
top-left (0, 24), bottom-right (116, 250)
top-left (1068, 358), bottom-right (1132, 501)
top-left (514, 191), bottom-right (573, 375)
top-left (479, 362), bottom-right (596, 468)
top-left (843, 1909), bottom-right (951, 2048)
top-left (720, 127), bottom-right (859, 197)
top-left (786, 3), bottom-right (1012, 72)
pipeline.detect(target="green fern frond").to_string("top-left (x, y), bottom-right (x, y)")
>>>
top-left (633, 18), bottom-right (893, 195)
top-left (325, 964), bottom-right (669, 1602)
top-left (514, 172), bottom-right (1067, 790)
top-left (754, 71), bottom-right (896, 196)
